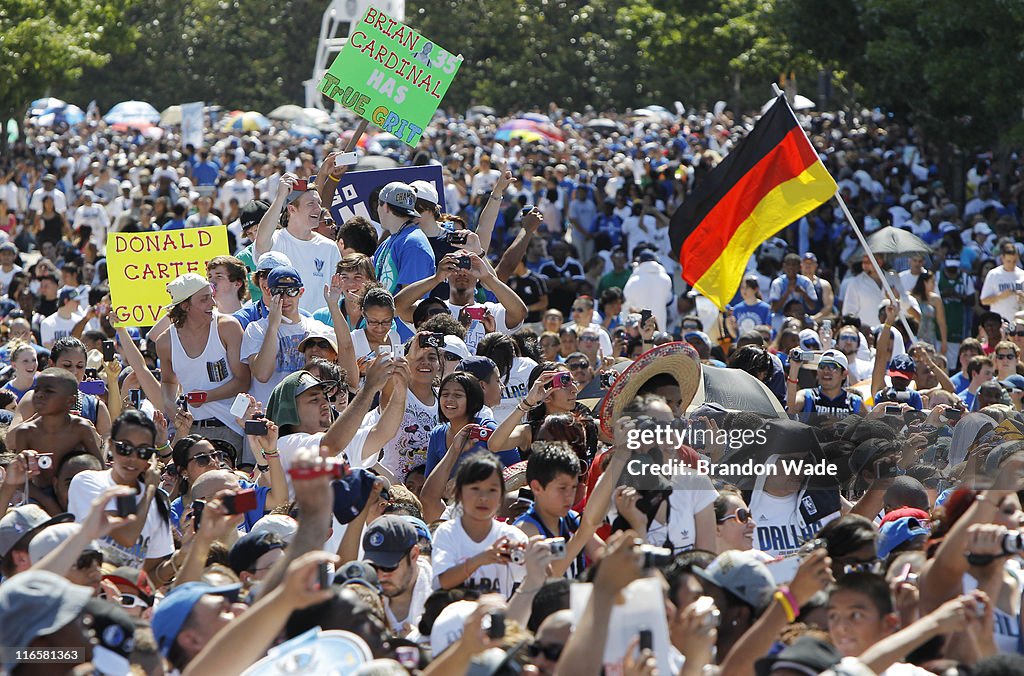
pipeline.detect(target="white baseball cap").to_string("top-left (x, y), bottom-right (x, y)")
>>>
top-left (410, 180), bottom-right (439, 205)
top-left (165, 273), bottom-right (210, 308)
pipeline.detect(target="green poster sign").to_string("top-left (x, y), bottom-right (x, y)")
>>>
top-left (318, 6), bottom-right (462, 147)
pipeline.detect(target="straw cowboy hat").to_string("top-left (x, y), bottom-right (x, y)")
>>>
top-left (598, 341), bottom-right (702, 437)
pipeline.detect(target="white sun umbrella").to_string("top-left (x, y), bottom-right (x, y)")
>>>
top-left (104, 100), bottom-right (160, 125)
top-left (160, 105), bottom-right (182, 126)
top-left (268, 104), bottom-right (306, 122)
top-left (301, 107), bottom-right (330, 126)
top-left (29, 97), bottom-right (66, 117)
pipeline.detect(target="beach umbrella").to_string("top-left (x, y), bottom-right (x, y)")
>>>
top-left (35, 104), bottom-right (85, 127)
top-left (220, 111), bottom-right (271, 132)
top-left (104, 100), bottom-right (160, 125)
top-left (584, 118), bottom-right (624, 134)
top-left (160, 105), bottom-right (182, 126)
top-left (268, 104), bottom-right (305, 121)
top-left (29, 98), bottom-right (66, 116)
top-left (497, 118), bottom-right (564, 142)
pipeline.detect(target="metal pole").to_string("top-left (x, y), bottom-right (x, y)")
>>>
top-left (834, 191), bottom-right (918, 342)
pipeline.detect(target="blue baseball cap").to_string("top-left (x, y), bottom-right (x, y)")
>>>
top-left (151, 582), bottom-right (242, 656)
top-left (267, 265), bottom-right (302, 289)
top-left (332, 468), bottom-right (379, 525)
top-left (887, 353), bottom-right (916, 379)
top-left (877, 516), bottom-right (929, 559)
top-left (1000, 374), bottom-right (1024, 392)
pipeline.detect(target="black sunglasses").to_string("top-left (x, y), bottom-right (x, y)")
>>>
top-left (527, 642), bottom-right (563, 661)
top-left (270, 286), bottom-right (302, 297)
top-left (188, 451), bottom-right (229, 468)
top-left (304, 339), bottom-right (332, 350)
top-left (443, 352), bottom-right (463, 362)
top-left (114, 441), bottom-right (157, 460)
top-left (76, 550), bottom-right (103, 570)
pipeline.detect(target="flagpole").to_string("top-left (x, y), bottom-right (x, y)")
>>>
top-left (770, 83), bottom-right (917, 343)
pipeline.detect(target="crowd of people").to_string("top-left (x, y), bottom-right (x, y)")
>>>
top-left (0, 98), bottom-right (1023, 676)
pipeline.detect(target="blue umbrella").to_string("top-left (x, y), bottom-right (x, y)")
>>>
top-left (104, 100), bottom-right (160, 125)
top-left (36, 104), bottom-right (85, 127)
top-left (287, 124), bottom-right (323, 140)
top-left (29, 97), bottom-right (66, 117)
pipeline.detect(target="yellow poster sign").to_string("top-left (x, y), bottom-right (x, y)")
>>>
top-left (106, 226), bottom-right (229, 327)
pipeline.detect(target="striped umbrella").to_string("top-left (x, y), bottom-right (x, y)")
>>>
top-left (220, 111), bottom-right (270, 132)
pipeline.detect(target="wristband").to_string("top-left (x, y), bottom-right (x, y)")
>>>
top-left (779, 585), bottom-right (800, 615)
top-left (263, 449), bottom-right (280, 458)
top-left (787, 377), bottom-right (799, 384)
top-left (156, 443), bottom-right (172, 458)
top-left (256, 463), bottom-right (270, 473)
top-left (326, 174), bottom-right (341, 183)
top-left (488, 193), bottom-right (501, 200)
top-left (774, 590), bottom-right (797, 622)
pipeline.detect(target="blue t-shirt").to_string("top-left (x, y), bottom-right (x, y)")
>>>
top-left (373, 223), bottom-right (436, 296)
top-left (191, 161), bottom-right (221, 186)
top-left (729, 300), bottom-right (773, 334)
top-left (424, 418), bottom-right (520, 478)
top-left (951, 371), bottom-right (969, 392)
top-left (233, 300), bottom-right (310, 330)
top-left (170, 478), bottom-right (269, 532)
top-left (161, 218), bottom-right (186, 231)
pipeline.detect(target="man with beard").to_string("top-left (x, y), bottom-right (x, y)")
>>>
top-left (360, 515), bottom-right (431, 638)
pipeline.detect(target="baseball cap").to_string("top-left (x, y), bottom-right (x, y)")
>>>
top-left (28, 522), bottom-right (92, 564)
top-left (975, 222), bottom-right (993, 236)
top-left (249, 514), bottom-right (298, 543)
top-left (228, 531), bottom-right (286, 574)
top-left (410, 180), bottom-right (439, 205)
top-left (151, 581), bottom-right (242, 656)
top-left (0, 504), bottom-right (73, 559)
top-left (1001, 374), bottom-right (1024, 392)
top-left (57, 286), bottom-right (79, 305)
top-left (754, 635), bottom-right (842, 676)
top-left (849, 438), bottom-right (899, 476)
top-left (0, 571), bottom-right (93, 663)
top-left (637, 250), bottom-right (658, 263)
top-left (256, 250), bottom-right (293, 272)
top-left (119, 180), bottom-right (132, 190)
top-left (430, 600), bottom-right (478, 655)
top-left (164, 273), bottom-right (210, 308)
top-left (455, 355), bottom-right (498, 382)
top-left (798, 328), bottom-right (822, 350)
top-left (878, 507), bottom-right (930, 527)
top-left (333, 560), bottom-right (380, 591)
top-left (42, 173), bottom-right (57, 183)
top-left (86, 597), bottom-right (136, 676)
top-left (102, 566), bottom-right (156, 607)
top-left (684, 330), bottom-right (711, 347)
top-left (693, 550), bottom-right (776, 612)
top-left (266, 370), bottom-right (337, 427)
top-left (362, 515), bottom-right (419, 569)
top-left (802, 252), bottom-right (818, 262)
top-left (443, 335), bottom-right (471, 361)
top-left (332, 468), bottom-right (380, 525)
top-left (240, 199), bottom-right (271, 231)
top-left (887, 353), bottom-right (916, 380)
top-left (268, 265), bottom-right (303, 289)
top-left (0, 242), bottom-right (17, 254)
top-left (818, 349), bottom-right (849, 371)
top-left (877, 516), bottom-right (930, 559)
top-left (378, 181), bottom-right (418, 217)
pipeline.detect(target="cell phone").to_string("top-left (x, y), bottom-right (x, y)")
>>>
top-left (875, 458), bottom-right (899, 479)
top-left (128, 388), bottom-right (142, 408)
top-left (102, 340), bottom-right (116, 362)
top-left (945, 408), bottom-right (963, 422)
top-left (244, 419), bottom-right (269, 436)
top-left (222, 488), bottom-right (258, 514)
top-left (395, 646), bottom-right (420, 669)
top-left (318, 561), bottom-right (331, 589)
top-left (694, 595), bottom-right (720, 627)
top-left (418, 332), bottom-right (444, 349)
top-left (229, 393), bottom-right (250, 418)
top-left (884, 404), bottom-right (901, 416)
top-left (640, 545), bottom-right (672, 569)
top-left (445, 230), bottom-right (468, 245)
top-left (638, 629), bottom-right (653, 652)
top-left (191, 500), bottom-right (206, 530)
top-left (640, 309), bottom-right (653, 326)
top-left (487, 611), bottom-right (506, 640)
top-left (287, 458), bottom-right (351, 481)
top-left (456, 255), bottom-right (472, 270)
top-left (336, 151), bottom-right (359, 167)
top-left (798, 538), bottom-right (827, 558)
top-left (293, 179), bottom-right (308, 192)
top-left (178, 394), bottom-right (188, 412)
top-left (465, 305), bottom-right (487, 320)
top-left (378, 344), bottom-right (393, 360)
top-left (521, 205), bottom-right (535, 215)
top-left (80, 380), bottom-right (106, 396)
top-left (186, 391), bottom-right (208, 404)
top-left (550, 372), bottom-right (572, 389)
top-left (115, 494), bottom-right (136, 518)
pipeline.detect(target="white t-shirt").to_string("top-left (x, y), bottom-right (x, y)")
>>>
top-left (276, 423), bottom-right (373, 499)
top-left (470, 169), bottom-right (501, 197)
top-left (40, 311), bottom-right (84, 348)
top-left (750, 489), bottom-right (839, 583)
top-left (269, 229), bottom-right (341, 314)
top-left (241, 315), bottom-right (331, 405)
top-left (445, 301), bottom-right (522, 355)
top-left (431, 517), bottom-right (527, 600)
top-left (980, 265), bottom-right (1024, 321)
top-left (643, 473), bottom-right (717, 554)
top-left (218, 178), bottom-right (255, 214)
top-left (67, 469), bottom-right (173, 568)
top-left (493, 357), bottom-right (538, 425)
top-left (379, 389), bottom-right (438, 481)
top-left (0, 265), bottom-right (22, 295)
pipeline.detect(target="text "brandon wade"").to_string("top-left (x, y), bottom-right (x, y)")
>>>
top-left (626, 458), bottom-right (839, 478)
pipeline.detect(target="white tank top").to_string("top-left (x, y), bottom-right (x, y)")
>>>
top-left (169, 319), bottom-right (243, 433)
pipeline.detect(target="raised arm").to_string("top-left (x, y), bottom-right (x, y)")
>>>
top-left (471, 254), bottom-right (527, 328)
top-left (253, 173), bottom-right (296, 259)
top-left (315, 151), bottom-right (348, 211)
top-left (248, 295), bottom-right (283, 383)
top-left (324, 275), bottom-right (359, 386)
top-left (322, 354), bottom-right (396, 454)
top-left (393, 265), bottom-right (446, 324)
top-left (117, 326), bottom-right (166, 411)
top-left (361, 359), bottom-right (410, 460)
top-left (871, 306), bottom-right (897, 397)
top-left (475, 170), bottom-right (515, 254)
top-left (494, 209), bottom-right (542, 281)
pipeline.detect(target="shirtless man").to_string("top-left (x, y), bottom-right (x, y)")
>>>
top-left (8, 368), bottom-right (102, 508)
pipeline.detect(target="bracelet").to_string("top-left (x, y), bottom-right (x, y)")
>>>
top-left (256, 463), bottom-right (270, 473)
top-left (786, 377), bottom-right (799, 384)
top-left (774, 590), bottom-right (797, 622)
top-left (779, 585), bottom-right (800, 615)
top-left (488, 193), bottom-right (501, 200)
top-left (326, 174), bottom-right (341, 183)
top-left (156, 443), bottom-right (172, 459)
top-left (263, 449), bottom-right (280, 458)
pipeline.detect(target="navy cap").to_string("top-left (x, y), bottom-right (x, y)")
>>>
top-left (332, 560), bottom-right (381, 592)
top-left (887, 353), bottom-right (916, 379)
top-left (331, 468), bottom-right (378, 525)
top-left (228, 531), bottom-right (285, 574)
top-left (454, 355), bottom-right (498, 382)
top-left (268, 265), bottom-right (303, 289)
top-left (57, 287), bottom-right (78, 305)
top-left (362, 515), bottom-right (419, 568)
top-left (1001, 374), bottom-right (1024, 392)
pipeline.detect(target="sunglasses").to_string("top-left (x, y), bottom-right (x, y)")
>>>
top-left (568, 362), bottom-right (590, 371)
top-left (579, 336), bottom-right (599, 343)
top-left (162, 464), bottom-right (179, 477)
top-left (842, 560), bottom-right (884, 575)
top-left (270, 286), bottom-right (302, 297)
top-left (368, 555), bottom-right (406, 574)
top-left (717, 508), bottom-right (751, 524)
top-left (76, 551), bottom-right (102, 570)
top-left (114, 441), bottom-right (157, 460)
top-left (118, 593), bottom-right (149, 609)
top-left (997, 353), bottom-right (1017, 360)
top-left (527, 642), bottom-right (564, 661)
top-left (304, 339), bottom-right (332, 350)
top-left (443, 352), bottom-right (463, 362)
top-left (188, 451), bottom-right (229, 468)
top-left (818, 362), bottom-right (843, 372)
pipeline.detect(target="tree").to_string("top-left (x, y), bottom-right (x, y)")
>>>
top-left (0, 0), bottom-right (136, 148)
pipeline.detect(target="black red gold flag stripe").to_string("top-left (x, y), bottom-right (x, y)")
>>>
top-left (669, 94), bottom-right (837, 309)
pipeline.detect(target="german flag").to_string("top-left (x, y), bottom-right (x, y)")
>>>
top-left (670, 95), bottom-right (837, 309)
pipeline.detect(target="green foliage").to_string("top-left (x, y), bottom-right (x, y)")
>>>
top-left (0, 0), bottom-right (137, 117)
